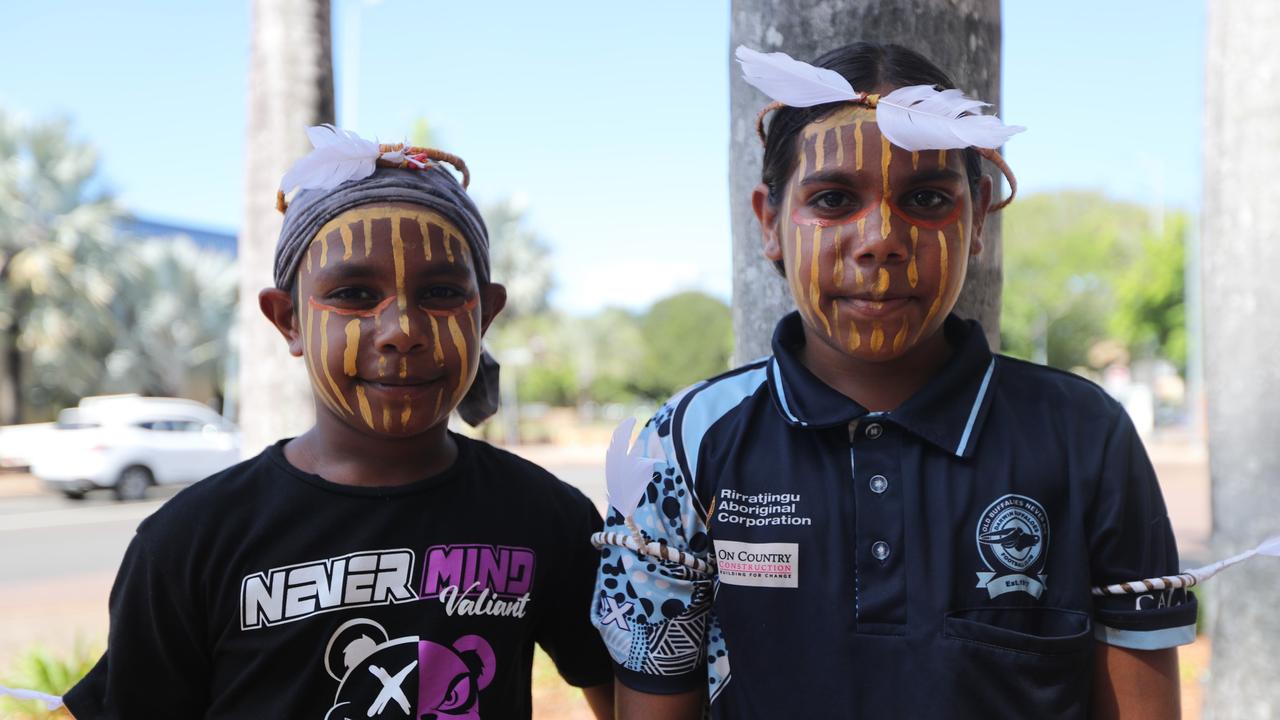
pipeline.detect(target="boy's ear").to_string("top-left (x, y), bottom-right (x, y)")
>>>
top-left (479, 283), bottom-right (508, 335)
top-left (259, 288), bottom-right (304, 357)
top-left (752, 183), bottom-right (784, 262)
top-left (969, 176), bottom-right (994, 257)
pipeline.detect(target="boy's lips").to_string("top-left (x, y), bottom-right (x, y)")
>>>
top-left (359, 376), bottom-right (444, 394)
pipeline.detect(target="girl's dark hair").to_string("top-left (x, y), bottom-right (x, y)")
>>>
top-left (761, 42), bottom-right (983, 207)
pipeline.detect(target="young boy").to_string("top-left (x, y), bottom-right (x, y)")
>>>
top-left (65, 132), bottom-right (613, 718)
top-left (593, 44), bottom-right (1196, 719)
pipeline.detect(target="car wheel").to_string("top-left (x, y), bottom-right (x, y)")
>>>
top-left (114, 465), bottom-right (153, 501)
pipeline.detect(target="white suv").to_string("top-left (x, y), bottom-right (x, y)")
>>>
top-left (32, 395), bottom-right (241, 501)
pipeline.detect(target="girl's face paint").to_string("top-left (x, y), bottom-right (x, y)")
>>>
top-left (294, 203), bottom-right (486, 436)
top-left (770, 106), bottom-right (983, 361)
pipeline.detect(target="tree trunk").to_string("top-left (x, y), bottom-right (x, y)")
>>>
top-left (0, 319), bottom-right (21, 424)
top-left (236, 0), bottom-right (334, 454)
top-left (730, 0), bottom-right (1004, 361)
top-left (1202, 2), bottom-right (1280, 717)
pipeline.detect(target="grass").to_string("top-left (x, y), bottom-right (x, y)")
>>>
top-left (0, 640), bottom-right (100, 720)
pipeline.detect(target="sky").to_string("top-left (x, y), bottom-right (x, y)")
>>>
top-left (1, 0), bottom-right (1204, 314)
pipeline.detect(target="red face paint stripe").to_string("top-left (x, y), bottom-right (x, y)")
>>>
top-left (886, 199), bottom-right (963, 231)
top-left (422, 296), bottom-right (479, 317)
top-left (309, 295), bottom-right (396, 318)
top-left (791, 203), bottom-right (876, 227)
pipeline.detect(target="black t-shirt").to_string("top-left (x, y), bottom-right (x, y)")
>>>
top-left (65, 434), bottom-right (611, 719)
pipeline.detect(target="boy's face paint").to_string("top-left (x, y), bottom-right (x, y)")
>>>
top-left (293, 203), bottom-right (484, 436)
top-left (771, 106), bottom-right (981, 361)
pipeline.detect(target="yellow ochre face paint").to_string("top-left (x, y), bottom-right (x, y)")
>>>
top-left (294, 203), bottom-right (487, 434)
top-left (778, 108), bottom-right (977, 361)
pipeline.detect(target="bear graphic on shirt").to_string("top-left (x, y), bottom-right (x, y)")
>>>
top-left (323, 618), bottom-right (495, 719)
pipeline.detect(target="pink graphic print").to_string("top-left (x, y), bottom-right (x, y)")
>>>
top-left (418, 634), bottom-right (496, 718)
top-left (324, 619), bottom-right (496, 719)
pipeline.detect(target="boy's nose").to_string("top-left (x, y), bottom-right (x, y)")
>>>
top-left (374, 298), bottom-right (427, 353)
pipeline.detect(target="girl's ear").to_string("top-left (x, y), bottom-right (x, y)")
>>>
top-left (259, 288), bottom-right (304, 357)
top-left (752, 183), bottom-right (784, 262)
top-left (969, 176), bottom-right (994, 257)
top-left (479, 283), bottom-right (508, 335)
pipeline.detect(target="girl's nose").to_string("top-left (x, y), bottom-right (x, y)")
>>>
top-left (853, 205), bottom-right (910, 265)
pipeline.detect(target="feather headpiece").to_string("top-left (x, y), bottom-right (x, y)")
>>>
top-left (735, 46), bottom-right (1023, 210)
top-left (735, 46), bottom-right (1023, 151)
top-left (1092, 534), bottom-right (1280, 596)
top-left (276, 125), bottom-right (470, 212)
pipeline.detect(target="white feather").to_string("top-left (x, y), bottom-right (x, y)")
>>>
top-left (1255, 534), bottom-right (1280, 557)
top-left (876, 85), bottom-right (1024, 151)
top-left (279, 124), bottom-right (381, 195)
top-left (605, 418), bottom-right (659, 518)
top-left (0, 685), bottom-right (62, 710)
top-left (735, 45), bottom-right (857, 107)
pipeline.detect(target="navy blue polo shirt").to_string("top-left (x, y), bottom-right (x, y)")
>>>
top-left (592, 312), bottom-right (1196, 719)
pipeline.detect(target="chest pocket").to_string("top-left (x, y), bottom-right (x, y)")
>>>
top-left (934, 606), bottom-right (1093, 718)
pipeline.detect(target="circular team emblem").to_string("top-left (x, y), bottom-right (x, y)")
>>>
top-left (974, 494), bottom-right (1050, 598)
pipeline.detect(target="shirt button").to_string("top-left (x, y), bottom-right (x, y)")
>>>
top-left (869, 475), bottom-right (889, 494)
top-left (872, 541), bottom-right (891, 561)
top-left (865, 423), bottom-right (883, 439)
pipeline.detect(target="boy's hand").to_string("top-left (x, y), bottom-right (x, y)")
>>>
top-left (1091, 643), bottom-right (1180, 719)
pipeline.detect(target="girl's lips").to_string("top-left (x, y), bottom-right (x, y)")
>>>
top-left (837, 296), bottom-right (914, 318)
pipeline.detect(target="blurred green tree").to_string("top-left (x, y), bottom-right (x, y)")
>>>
top-left (579, 307), bottom-right (645, 404)
top-left (484, 198), bottom-right (554, 320)
top-left (1000, 191), bottom-right (1188, 371)
top-left (636, 291), bottom-right (732, 400)
top-left (102, 236), bottom-right (238, 403)
top-left (0, 114), bottom-right (120, 421)
top-left (1108, 213), bottom-right (1188, 369)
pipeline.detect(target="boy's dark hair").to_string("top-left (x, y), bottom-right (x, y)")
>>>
top-left (760, 42), bottom-right (984, 208)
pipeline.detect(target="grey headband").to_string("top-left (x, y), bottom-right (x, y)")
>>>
top-left (273, 165), bottom-right (499, 426)
top-left (274, 166), bottom-right (489, 290)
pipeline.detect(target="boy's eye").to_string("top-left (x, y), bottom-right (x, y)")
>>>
top-left (325, 287), bottom-right (377, 303)
top-left (418, 285), bottom-right (469, 309)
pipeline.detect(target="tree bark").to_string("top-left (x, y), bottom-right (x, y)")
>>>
top-left (236, 0), bottom-right (334, 454)
top-left (1202, 2), bottom-right (1280, 717)
top-left (730, 0), bottom-right (1003, 362)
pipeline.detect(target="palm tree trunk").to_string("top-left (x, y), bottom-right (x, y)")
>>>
top-left (1, 320), bottom-right (21, 424)
top-left (730, 0), bottom-right (1004, 361)
top-left (1202, 2), bottom-right (1280, 717)
top-left (236, 0), bottom-right (334, 454)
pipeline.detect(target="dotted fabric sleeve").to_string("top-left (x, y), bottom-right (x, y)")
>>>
top-left (591, 401), bottom-right (730, 695)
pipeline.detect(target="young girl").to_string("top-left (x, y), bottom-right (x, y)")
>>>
top-left (63, 128), bottom-right (614, 718)
top-left (593, 43), bottom-right (1194, 719)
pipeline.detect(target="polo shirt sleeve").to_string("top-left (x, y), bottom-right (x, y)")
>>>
top-left (1088, 407), bottom-right (1198, 650)
top-left (591, 404), bottom-right (713, 694)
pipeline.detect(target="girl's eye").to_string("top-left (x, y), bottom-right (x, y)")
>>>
top-left (810, 190), bottom-right (858, 213)
top-left (901, 189), bottom-right (952, 211)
